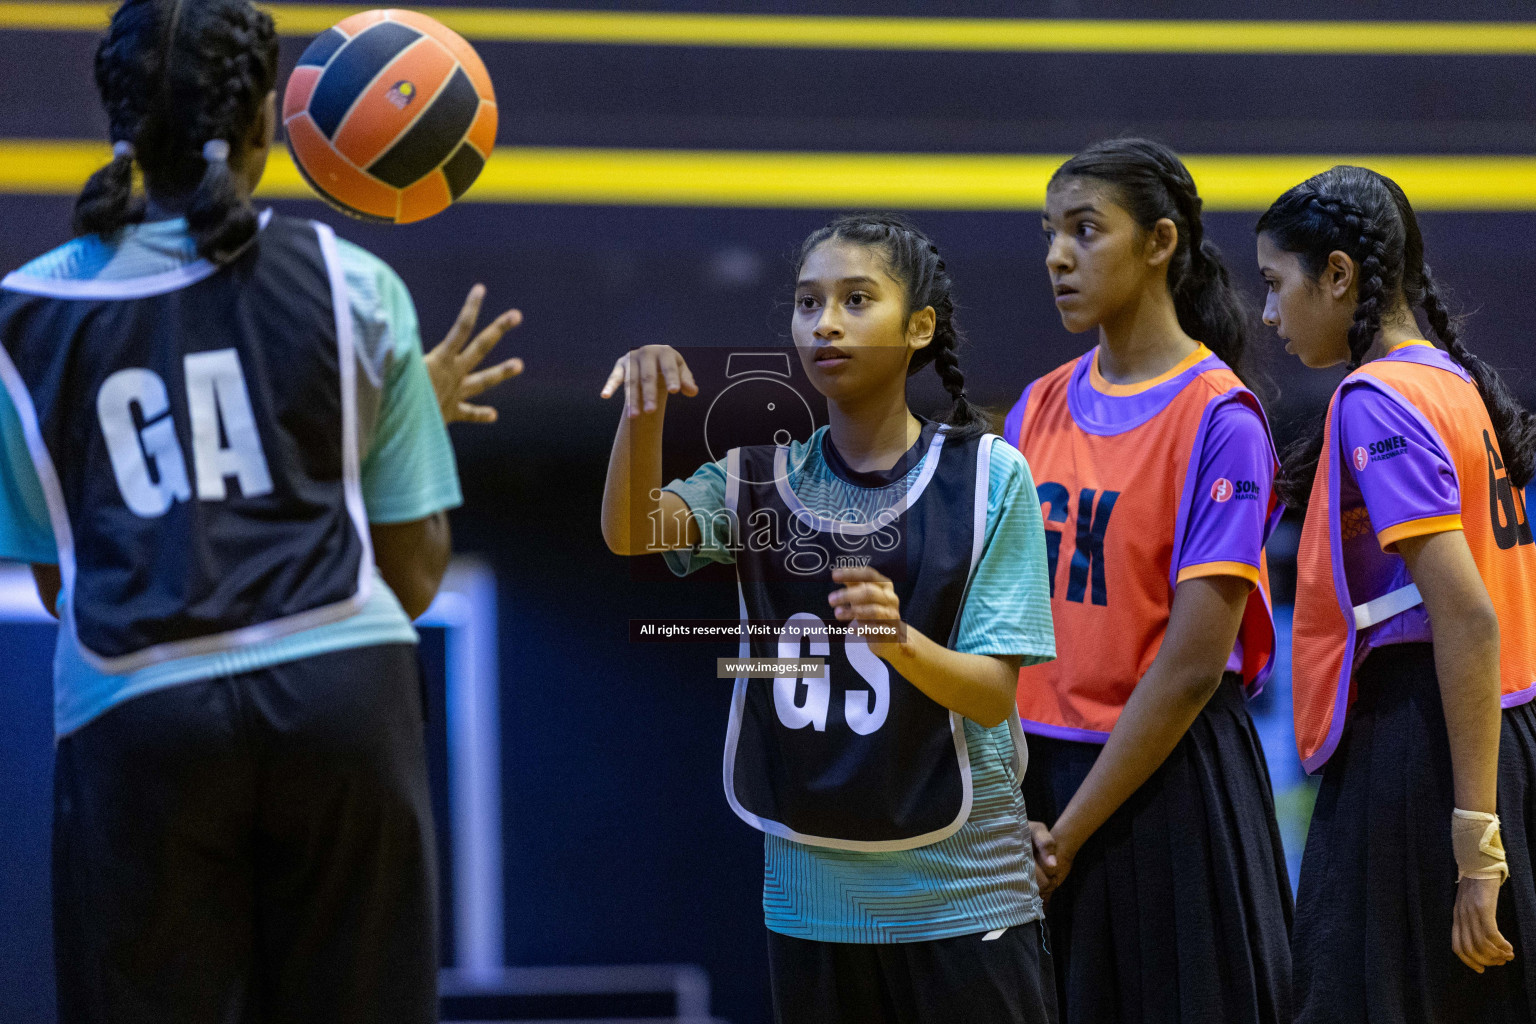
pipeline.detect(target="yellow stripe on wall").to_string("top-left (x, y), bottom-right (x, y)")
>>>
top-left (2, 3), bottom-right (1535, 54)
top-left (4, 140), bottom-right (1536, 212)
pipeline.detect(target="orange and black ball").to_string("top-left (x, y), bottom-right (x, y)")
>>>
top-left (283, 9), bottom-right (497, 223)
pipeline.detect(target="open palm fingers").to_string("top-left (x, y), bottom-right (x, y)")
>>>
top-left (461, 359), bottom-right (523, 399)
top-left (442, 284), bottom-right (486, 355)
top-left (459, 309), bottom-right (522, 371)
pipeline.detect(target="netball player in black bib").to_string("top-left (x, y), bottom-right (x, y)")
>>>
top-left (0, 2), bottom-right (520, 1021)
top-left (601, 215), bottom-right (1059, 1023)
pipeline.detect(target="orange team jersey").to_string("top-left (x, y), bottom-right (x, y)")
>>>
top-left (1006, 345), bottom-right (1280, 741)
top-left (1292, 342), bottom-right (1536, 772)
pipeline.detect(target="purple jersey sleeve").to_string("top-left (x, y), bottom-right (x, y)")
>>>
top-left (1002, 382), bottom-right (1032, 449)
top-left (1176, 399), bottom-right (1276, 583)
top-left (1337, 383), bottom-right (1462, 549)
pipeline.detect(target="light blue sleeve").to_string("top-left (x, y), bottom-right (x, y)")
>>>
top-left (0, 385), bottom-right (57, 564)
top-left (659, 457), bottom-right (737, 575)
top-left (953, 438), bottom-right (1056, 663)
top-left (339, 240), bottom-right (464, 524)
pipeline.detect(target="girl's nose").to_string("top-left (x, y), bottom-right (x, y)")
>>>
top-left (814, 311), bottom-right (842, 339)
top-left (1045, 238), bottom-right (1070, 273)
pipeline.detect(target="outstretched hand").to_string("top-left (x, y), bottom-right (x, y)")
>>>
top-left (426, 283), bottom-right (524, 424)
top-left (599, 344), bottom-right (698, 418)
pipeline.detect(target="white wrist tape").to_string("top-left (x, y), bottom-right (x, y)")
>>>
top-left (1451, 809), bottom-right (1509, 884)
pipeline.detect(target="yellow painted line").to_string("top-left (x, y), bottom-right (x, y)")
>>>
top-left (5, 140), bottom-right (1536, 211)
top-left (1, 3), bottom-right (1535, 54)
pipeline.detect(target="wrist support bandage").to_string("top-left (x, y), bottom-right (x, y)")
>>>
top-left (1452, 809), bottom-right (1509, 884)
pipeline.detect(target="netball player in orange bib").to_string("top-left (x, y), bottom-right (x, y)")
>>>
top-left (1258, 166), bottom-right (1536, 1023)
top-left (1008, 138), bottom-right (1293, 1024)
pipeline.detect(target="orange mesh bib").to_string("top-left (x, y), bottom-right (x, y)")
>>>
top-left (1015, 353), bottom-right (1277, 741)
top-left (1292, 352), bottom-right (1536, 771)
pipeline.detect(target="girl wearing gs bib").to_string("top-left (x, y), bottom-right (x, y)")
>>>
top-left (600, 214), bottom-right (1059, 1024)
top-left (1258, 166), bottom-right (1536, 1022)
top-left (1011, 139), bottom-right (1294, 1024)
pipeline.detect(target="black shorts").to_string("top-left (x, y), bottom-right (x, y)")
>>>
top-left (766, 920), bottom-right (1059, 1024)
top-left (51, 643), bottom-right (438, 1024)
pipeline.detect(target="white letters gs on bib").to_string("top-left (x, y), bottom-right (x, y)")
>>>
top-left (96, 349), bottom-right (274, 518)
top-left (772, 611), bottom-right (890, 735)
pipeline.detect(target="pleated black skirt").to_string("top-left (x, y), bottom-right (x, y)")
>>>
top-left (1293, 642), bottom-right (1536, 1024)
top-left (1023, 674), bottom-right (1295, 1024)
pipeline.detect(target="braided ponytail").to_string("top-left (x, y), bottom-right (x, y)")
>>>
top-left (1050, 137), bottom-right (1254, 387)
top-left (72, 0), bottom-right (162, 237)
top-left (1328, 196), bottom-right (1391, 371)
top-left (797, 213), bottom-right (992, 440)
top-left (80, 0), bottom-right (277, 261)
top-left (182, 2), bottom-right (274, 260)
top-left (74, 142), bottom-right (144, 237)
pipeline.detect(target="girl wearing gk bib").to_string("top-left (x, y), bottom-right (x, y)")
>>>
top-left (1011, 139), bottom-right (1293, 1024)
top-left (0, 2), bottom-right (519, 1020)
top-left (601, 214), bottom-right (1059, 1024)
top-left (1258, 166), bottom-right (1536, 1023)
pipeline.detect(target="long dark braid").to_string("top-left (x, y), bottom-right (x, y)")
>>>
top-left (1388, 180), bottom-right (1536, 491)
top-left (73, 0), bottom-right (278, 261)
top-left (73, 0), bottom-right (160, 236)
top-left (1258, 166), bottom-right (1536, 509)
top-left (797, 213), bottom-right (992, 440)
top-left (1050, 137), bottom-right (1254, 388)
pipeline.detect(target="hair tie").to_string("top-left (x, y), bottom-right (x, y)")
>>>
top-left (202, 139), bottom-right (230, 164)
top-left (112, 140), bottom-right (136, 162)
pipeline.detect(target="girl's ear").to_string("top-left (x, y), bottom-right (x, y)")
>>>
top-left (907, 306), bottom-right (936, 350)
top-left (250, 92), bottom-right (276, 153)
top-left (240, 92), bottom-right (278, 195)
top-left (1324, 250), bottom-right (1355, 302)
top-left (1145, 217), bottom-right (1179, 268)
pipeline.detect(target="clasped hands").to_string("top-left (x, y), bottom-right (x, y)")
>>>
top-left (1028, 819), bottom-right (1078, 899)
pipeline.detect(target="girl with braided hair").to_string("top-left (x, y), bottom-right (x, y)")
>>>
top-left (1009, 137), bottom-right (1293, 1024)
top-left (1258, 165), bottom-right (1536, 1022)
top-left (600, 213), bottom-right (1059, 1022)
top-left (0, 1), bottom-right (520, 1020)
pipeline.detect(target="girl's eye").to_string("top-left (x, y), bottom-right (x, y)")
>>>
top-left (1076, 222), bottom-right (1096, 237)
top-left (798, 295), bottom-right (819, 309)
top-left (846, 292), bottom-right (867, 306)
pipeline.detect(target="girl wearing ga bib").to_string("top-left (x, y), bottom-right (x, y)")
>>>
top-left (0, 3), bottom-right (520, 1019)
top-left (1011, 139), bottom-right (1294, 1024)
top-left (1258, 165), bottom-right (1536, 1023)
top-left (600, 214), bottom-right (1059, 1024)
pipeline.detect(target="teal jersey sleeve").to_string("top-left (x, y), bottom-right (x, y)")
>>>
top-left (0, 384), bottom-right (56, 563)
top-left (660, 456), bottom-right (738, 575)
top-left (338, 239), bottom-right (463, 524)
top-left (952, 438), bottom-right (1056, 664)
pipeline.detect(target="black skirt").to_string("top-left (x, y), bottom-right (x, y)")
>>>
top-left (1023, 674), bottom-right (1294, 1024)
top-left (1293, 642), bottom-right (1536, 1024)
